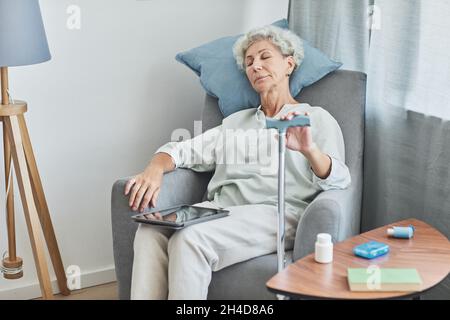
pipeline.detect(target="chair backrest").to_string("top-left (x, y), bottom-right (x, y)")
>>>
top-left (202, 70), bottom-right (367, 237)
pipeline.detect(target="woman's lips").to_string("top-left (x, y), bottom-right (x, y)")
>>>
top-left (255, 75), bottom-right (269, 83)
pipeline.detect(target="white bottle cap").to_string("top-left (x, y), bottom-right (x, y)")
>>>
top-left (317, 233), bottom-right (332, 244)
top-left (387, 228), bottom-right (394, 236)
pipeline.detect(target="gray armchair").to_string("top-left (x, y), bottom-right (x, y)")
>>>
top-left (111, 69), bottom-right (367, 299)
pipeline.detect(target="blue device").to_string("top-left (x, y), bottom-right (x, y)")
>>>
top-left (387, 225), bottom-right (415, 239)
top-left (353, 241), bottom-right (390, 259)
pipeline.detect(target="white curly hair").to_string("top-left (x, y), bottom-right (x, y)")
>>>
top-left (232, 25), bottom-right (304, 72)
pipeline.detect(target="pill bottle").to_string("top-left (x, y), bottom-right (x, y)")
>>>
top-left (315, 233), bottom-right (333, 264)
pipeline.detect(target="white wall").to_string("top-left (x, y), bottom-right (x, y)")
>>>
top-left (0, 0), bottom-right (289, 299)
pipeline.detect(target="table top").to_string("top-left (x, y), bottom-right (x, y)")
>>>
top-left (266, 218), bottom-right (450, 299)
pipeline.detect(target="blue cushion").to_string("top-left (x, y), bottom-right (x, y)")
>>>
top-left (175, 19), bottom-right (342, 118)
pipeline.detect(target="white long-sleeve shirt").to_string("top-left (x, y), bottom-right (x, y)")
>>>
top-left (155, 103), bottom-right (351, 217)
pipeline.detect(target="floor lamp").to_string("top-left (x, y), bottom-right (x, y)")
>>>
top-left (0, 1), bottom-right (69, 299)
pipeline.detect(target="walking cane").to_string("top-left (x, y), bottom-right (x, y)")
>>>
top-left (266, 114), bottom-right (310, 299)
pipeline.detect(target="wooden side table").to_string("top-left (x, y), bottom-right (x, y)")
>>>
top-left (266, 218), bottom-right (450, 299)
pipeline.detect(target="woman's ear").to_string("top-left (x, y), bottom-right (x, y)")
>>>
top-left (286, 55), bottom-right (296, 75)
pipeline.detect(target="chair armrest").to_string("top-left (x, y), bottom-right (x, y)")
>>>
top-left (157, 168), bottom-right (213, 207)
top-left (111, 168), bottom-right (212, 299)
top-left (292, 188), bottom-right (355, 261)
top-left (112, 168), bottom-right (212, 214)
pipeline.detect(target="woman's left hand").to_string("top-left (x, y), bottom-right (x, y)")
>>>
top-left (280, 111), bottom-right (316, 155)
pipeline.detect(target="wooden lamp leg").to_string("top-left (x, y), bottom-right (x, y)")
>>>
top-left (2, 124), bottom-right (23, 279)
top-left (17, 114), bottom-right (70, 296)
top-left (1, 68), bottom-right (23, 280)
top-left (3, 115), bottom-right (53, 299)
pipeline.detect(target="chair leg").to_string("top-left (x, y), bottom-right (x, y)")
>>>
top-left (3, 115), bottom-right (53, 299)
top-left (17, 114), bottom-right (70, 296)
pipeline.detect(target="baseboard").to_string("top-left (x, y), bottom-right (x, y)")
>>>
top-left (0, 265), bottom-right (116, 300)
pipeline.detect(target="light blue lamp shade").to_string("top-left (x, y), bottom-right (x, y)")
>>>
top-left (0, 0), bottom-right (51, 67)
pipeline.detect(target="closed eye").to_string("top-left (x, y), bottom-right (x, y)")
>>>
top-left (246, 56), bottom-right (270, 67)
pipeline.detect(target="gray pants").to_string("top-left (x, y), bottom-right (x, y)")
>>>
top-left (130, 201), bottom-right (299, 300)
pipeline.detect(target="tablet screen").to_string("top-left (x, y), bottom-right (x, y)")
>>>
top-left (132, 205), bottom-right (229, 228)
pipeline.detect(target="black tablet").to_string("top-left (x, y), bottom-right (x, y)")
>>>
top-left (131, 204), bottom-right (230, 229)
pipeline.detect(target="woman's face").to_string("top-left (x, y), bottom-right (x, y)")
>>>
top-left (244, 39), bottom-right (295, 94)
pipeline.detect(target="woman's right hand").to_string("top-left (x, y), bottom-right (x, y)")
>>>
top-left (124, 166), bottom-right (164, 212)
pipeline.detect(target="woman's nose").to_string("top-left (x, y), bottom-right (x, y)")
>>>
top-left (253, 64), bottom-right (262, 71)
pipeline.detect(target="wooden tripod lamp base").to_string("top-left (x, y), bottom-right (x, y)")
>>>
top-left (2, 257), bottom-right (23, 279)
top-left (1, 67), bottom-right (70, 299)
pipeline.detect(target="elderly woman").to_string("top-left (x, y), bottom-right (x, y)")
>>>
top-left (125, 25), bottom-right (351, 299)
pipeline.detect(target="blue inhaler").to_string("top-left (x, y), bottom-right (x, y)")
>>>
top-left (353, 241), bottom-right (389, 259)
top-left (387, 225), bottom-right (415, 239)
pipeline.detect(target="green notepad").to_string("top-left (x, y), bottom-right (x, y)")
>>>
top-left (347, 268), bottom-right (422, 292)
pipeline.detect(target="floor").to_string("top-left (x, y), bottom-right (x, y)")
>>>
top-left (35, 281), bottom-right (118, 300)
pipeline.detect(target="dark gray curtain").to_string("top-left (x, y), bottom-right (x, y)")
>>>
top-left (289, 0), bottom-right (450, 299)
